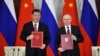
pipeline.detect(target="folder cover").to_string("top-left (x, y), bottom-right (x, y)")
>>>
top-left (61, 34), bottom-right (73, 50)
top-left (31, 31), bottom-right (43, 48)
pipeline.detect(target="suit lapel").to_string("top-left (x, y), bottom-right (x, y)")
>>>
top-left (38, 22), bottom-right (42, 31)
top-left (31, 22), bottom-right (34, 31)
top-left (71, 25), bottom-right (73, 33)
top-left (31, 22), bottom-right (41, 31)
top-left (71, 25), bottom-right (74, 34)
top-left (63, 27), bottom-right (67, 34)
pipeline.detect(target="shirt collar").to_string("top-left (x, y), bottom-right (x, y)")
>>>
top-left (32, 21), bottom-right (39, 26)
top-left (65, 25), bottom-right (71, 28)
top-left (32, 21), bottom-right (39, 31)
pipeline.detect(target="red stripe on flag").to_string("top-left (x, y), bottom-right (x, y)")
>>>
top-left (47, 46), bottom-right (54, 56)
top-left (0, 33), bottom-right (8, 56)
top-left (97, 27), bottom-right (100, 46)
top-left (80, 24), bottom-right (92, 56)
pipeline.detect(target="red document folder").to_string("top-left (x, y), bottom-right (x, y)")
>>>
top-left (61, 34), bottom-right (73, 50)
top-left (31, 31), bottom-right (43, 48)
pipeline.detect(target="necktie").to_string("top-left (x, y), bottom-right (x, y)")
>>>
top-left (34, 23), bottom-right (37, 31)
top-left (67, 26), bottom-right (70, 34)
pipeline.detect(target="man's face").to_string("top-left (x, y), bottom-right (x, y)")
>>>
top-left (32, 12), bottom-right (41, 23)
top-left (63, 15), bottom-right (72, 26)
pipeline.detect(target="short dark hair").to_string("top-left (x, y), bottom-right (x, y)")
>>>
top-left (32, 9), bottom-right (41, 14)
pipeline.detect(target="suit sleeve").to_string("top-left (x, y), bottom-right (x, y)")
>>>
top-left (55, 29), bottom-right (61, 49)
top-left (75, 27), bottom-right (84, 42)
top-left (20, 24), bottom-right (30, 42)
top-left (44, 25), bottom-right (51, 46)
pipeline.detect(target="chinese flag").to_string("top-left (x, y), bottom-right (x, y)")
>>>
top-left (61, 0), bottom-right (85, 56)
top-left (15, 0), bottom-right (34, 46)
top-left (61, 0), bottom-right (79, 26)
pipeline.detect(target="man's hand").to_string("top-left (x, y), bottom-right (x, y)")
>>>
top-left (58, 47), bottom-right (65, 52)
top-left (27, 35), bottom-right (34, 40)
top-left (72, 35), bottom-right (77, 41)
top-left (40, 44), bottom-right (46, 49)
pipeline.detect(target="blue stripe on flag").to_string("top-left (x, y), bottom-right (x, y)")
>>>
top-left (0, 0), bottom-right (17, 46)
top-left (81, 0), bottom-right (99, 45)
top-left (40, 0), bottom-right (58, 56)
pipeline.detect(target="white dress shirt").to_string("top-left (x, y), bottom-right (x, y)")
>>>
top-left (32, 22), bottom-right (39, 31)
top-left (64, 25), bottom-right (71, 34)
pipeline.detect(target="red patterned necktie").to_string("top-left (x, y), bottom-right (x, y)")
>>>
top-left (34, 23), bottom-right (37, 31)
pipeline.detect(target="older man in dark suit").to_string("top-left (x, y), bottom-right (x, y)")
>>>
top-left (55, 14), bottom-right (83, 56)
top-left (20, 9), bottom-right (51, 56)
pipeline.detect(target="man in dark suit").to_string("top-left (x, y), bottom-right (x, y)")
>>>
top-left (55, 14), bottom-right (83, 56)
top-left (20, 9), bottom-right (51, 56)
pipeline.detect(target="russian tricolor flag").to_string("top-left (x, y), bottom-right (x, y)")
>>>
top-left (0, 0), bottom-right (17, 56)
top-left (40, 0), bottom-right (58, 56)
top-left (80, 0), bottom-right (99, 56)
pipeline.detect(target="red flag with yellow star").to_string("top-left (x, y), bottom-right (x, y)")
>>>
top-left (61, 0), bottom-right (85, 56)
top-left (61, 0), bottom-right (79, 26)
top-left (15, 0), bottom-right (34, 46)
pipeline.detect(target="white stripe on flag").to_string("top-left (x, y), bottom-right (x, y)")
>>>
top-left (45, 0), bottom-right (58, 26)
top-left (88, 0), bottom-right (98, 19)
top-left (5, 0), bottom-right (17, 23)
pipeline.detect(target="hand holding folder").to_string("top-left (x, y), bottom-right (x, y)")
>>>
top-left (31, 31), bottom-right (43, 48)
top-left (61, 34), bottom-right (73, 50)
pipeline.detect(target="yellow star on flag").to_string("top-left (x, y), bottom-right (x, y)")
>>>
top-left (31, 0), bottom-right (34, 3)
top-left (69, 3), bottom-right (73, 8)
top-left (24, 3), bottom-right (28, 8)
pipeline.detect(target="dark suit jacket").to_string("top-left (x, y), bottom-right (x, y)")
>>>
top-left (55, 25), bottom-right (83, 56)
top-left (20, 21), bottom-right (51, 56)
